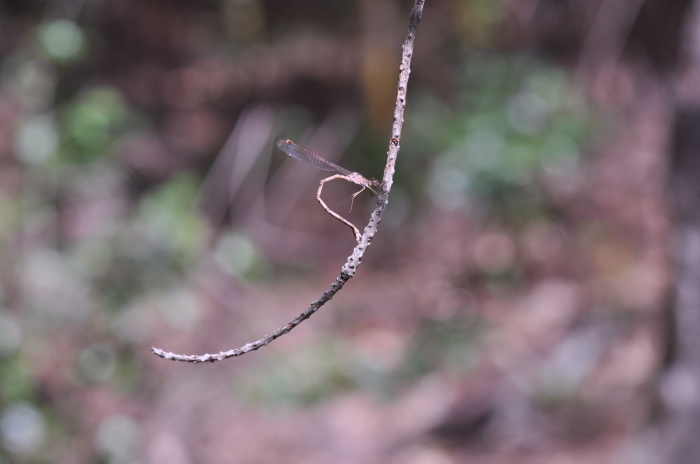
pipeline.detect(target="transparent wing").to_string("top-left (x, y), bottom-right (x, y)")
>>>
top-left (276, 140), bottom-right (353, 177)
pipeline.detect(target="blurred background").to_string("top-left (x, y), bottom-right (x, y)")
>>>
top-left (1, 0), bottom-right (698, 462)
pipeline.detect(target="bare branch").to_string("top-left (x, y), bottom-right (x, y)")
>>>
top-left (152, 0), bottom-right (426, 363)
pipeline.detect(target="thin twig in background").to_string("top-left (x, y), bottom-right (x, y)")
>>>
top-left (151, 0), bottom-right (425, 363)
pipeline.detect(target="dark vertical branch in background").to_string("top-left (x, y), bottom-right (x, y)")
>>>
top-left (657, 1), bottom-right (700, 454)
top-left (151, 0), bottom-right (426, 363)
top-left (638, 0), bottom-right (700, 462)
top-left (660, 107), bottom-right (700, 464)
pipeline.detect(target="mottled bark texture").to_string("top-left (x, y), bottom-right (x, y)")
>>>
top-left (152, 0), bottom-right (426, 363)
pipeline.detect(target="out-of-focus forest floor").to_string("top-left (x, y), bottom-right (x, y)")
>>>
top-left (0, 0), bottom-right (679, 463)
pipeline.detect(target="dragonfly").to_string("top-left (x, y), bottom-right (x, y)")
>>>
top-left (276, 139), bottom-right (381, 242)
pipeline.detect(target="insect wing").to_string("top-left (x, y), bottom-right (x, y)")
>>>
top-left (276, 140), bottom-right (353, 176)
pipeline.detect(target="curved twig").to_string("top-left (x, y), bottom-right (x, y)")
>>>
top-left (152, 0), bottom-right (425, 363)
